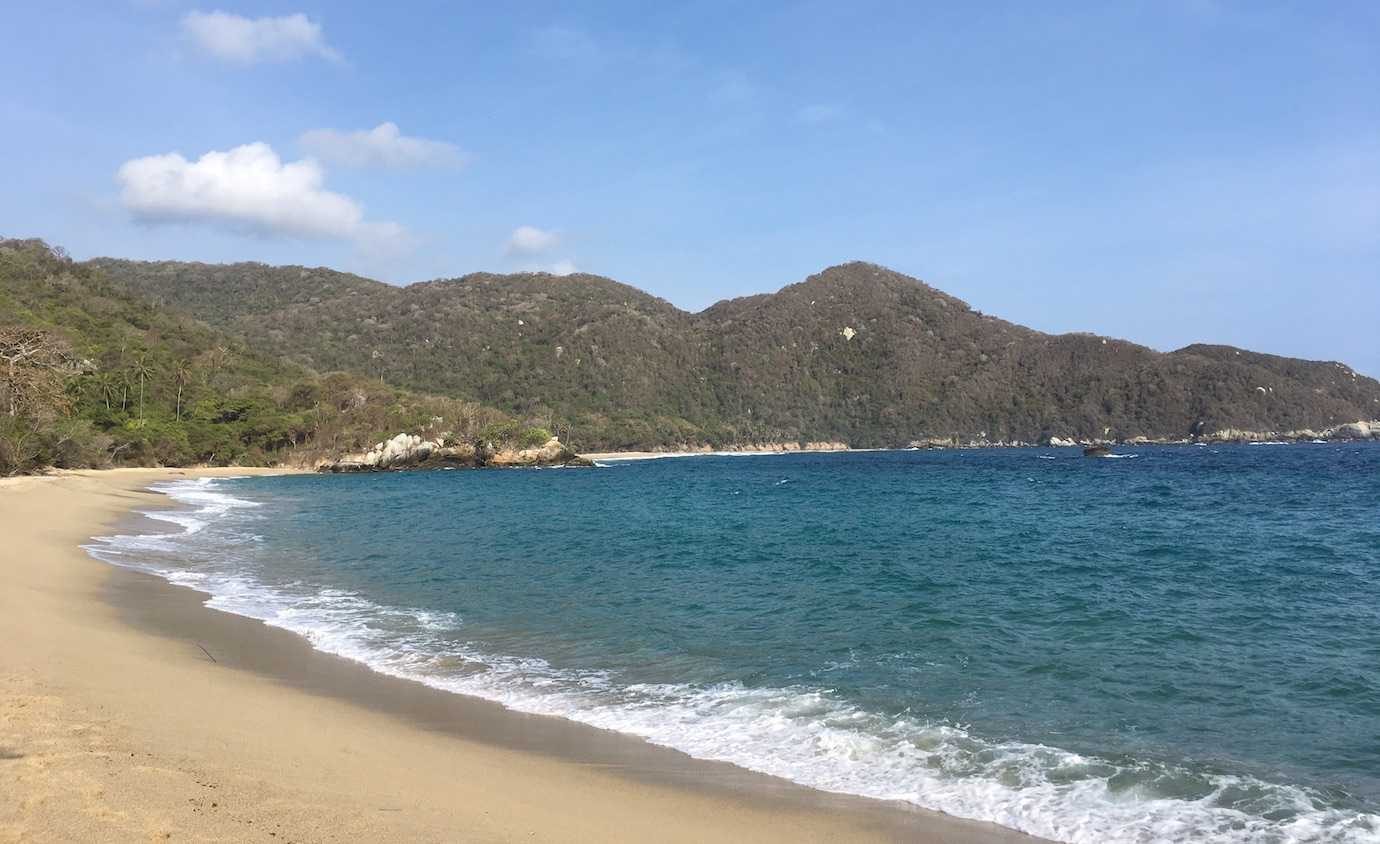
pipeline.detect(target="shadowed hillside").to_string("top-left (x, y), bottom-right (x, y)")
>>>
top-left (91, 257), bottom-right (1380, 450)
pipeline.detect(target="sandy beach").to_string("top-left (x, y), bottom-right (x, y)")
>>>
top-left (0, 467), bottom-right (1040, 843)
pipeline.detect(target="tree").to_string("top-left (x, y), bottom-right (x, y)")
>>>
top-left (172, 360), bottom-right (193, 420)
top-left (130, 354), bottom-right (155, 422)
top-left (91, 370), bottom-right (120, 411)
top-left (0, 325), bottom-right (85, 476)
top-left (0, 326), bottom-right (75, 417)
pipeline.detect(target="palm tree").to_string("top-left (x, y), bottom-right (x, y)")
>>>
top-left (131, 355), bottom-right (155, 422)
top-left (172, 361), bottom-right (193, 420)
top-left (91, 370), bottom-right (119, 411)
top-left (115, 342), bottom-right (130, 412)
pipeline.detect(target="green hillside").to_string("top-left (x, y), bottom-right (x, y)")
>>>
top-left (92, 257), bottom-right (1380, 450)
top-left (0, 240), bottom-right (530, 475)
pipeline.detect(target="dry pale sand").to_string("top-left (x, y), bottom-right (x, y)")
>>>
top-left (0, 467), bottom-right (1043, 843)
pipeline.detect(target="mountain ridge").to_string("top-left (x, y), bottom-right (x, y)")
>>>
top-left (88, 254), bottom-right (1380, 451)
top-left (90, 252), bottom-right (1372, 369)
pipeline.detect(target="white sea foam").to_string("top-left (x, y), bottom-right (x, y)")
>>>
top-left (83, 477), bottom-right (261, 565)
top-left (83, 478), bottom-right (1380, 844)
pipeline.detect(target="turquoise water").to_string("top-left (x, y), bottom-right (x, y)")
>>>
top-left (89, 445), bottom-right (1380, 842)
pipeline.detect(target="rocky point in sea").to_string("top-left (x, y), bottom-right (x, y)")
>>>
top-left (318, 433), bottom-right (594, 473)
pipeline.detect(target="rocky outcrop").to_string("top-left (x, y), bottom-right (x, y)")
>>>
top-left (1329, 420), bottom-right (1374, 439)
top-left (745, 441), bottom-right (850, 453)
top-left (485, 436), bottom-right (595, 467)
top-left (605, 441), bottom-right (853, 455)
top-left (319, 433), bottom-right (593, 473)
top-left (1206, 427), bottom-right (1280, 443)
top-left (1202, 420), bottom-right (1377, 443)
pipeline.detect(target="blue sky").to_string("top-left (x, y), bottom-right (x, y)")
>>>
top-left (3, 2), bottom-right (1378, 374)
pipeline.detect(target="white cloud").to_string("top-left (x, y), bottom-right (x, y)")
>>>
top-left (116, 142), bottom-right (404, 248)
top-left (181, 10), bottom-right (341, 64)
top-left (504, 225), bottom-right (561, 256)
top-left (299, 122), bottom-right (462, 169)
top-left (798, 103), bottom-right (845, 125)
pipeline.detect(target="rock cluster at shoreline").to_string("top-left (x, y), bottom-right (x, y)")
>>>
top-left (318, 433), bottom-right (594, 473)
top-left (614, 441), bottom-right (851, 456)
top-left (1038, 419), bottom-right (1380, 447)
top-left (902, 419), bottom-right (1380, 449)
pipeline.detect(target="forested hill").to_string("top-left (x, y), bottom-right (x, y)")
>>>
top-left (0, 240), bottom-right (540, 475)
top-left (90, 256), bottom-right (1380, 450)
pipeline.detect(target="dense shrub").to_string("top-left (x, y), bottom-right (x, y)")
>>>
top-left (479, 420), bottom-right (520, 444)
top-left (518, 426), bottom-right (552, 447)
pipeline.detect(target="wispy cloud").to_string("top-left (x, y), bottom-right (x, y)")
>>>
top-left (299, 123), bottom-right (463, 169)
top-left (181, 10), bottom-right (342, 64)
top-left (504, 225), bottom-right (561, 256)
top-left (504, 225), bottom-right (575, 274)
top-left (116, 142), bottom-right (404, 249)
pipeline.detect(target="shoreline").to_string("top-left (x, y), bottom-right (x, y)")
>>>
top-left (1, 467), bottom-right (1040, 842)
top-left (583, 446), bottom-right (867, 461)
top-left (582, 438), bottom-right (1374, 462)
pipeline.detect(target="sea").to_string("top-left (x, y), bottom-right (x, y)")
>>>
top-left (85, 444), bottom-right (1380, 843)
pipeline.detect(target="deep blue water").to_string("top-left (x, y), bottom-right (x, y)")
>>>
top-left (89, 445), bottom-right (1380, 843)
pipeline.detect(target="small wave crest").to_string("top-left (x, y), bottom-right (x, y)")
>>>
top-left (83, 477), bottom-right (262, 564)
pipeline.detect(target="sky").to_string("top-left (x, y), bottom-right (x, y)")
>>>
top-left (3, 1), bottom-right (1378, 374)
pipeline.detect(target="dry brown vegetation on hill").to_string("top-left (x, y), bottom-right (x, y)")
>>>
top-left (91, 257), bottom-right (1380, 450)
